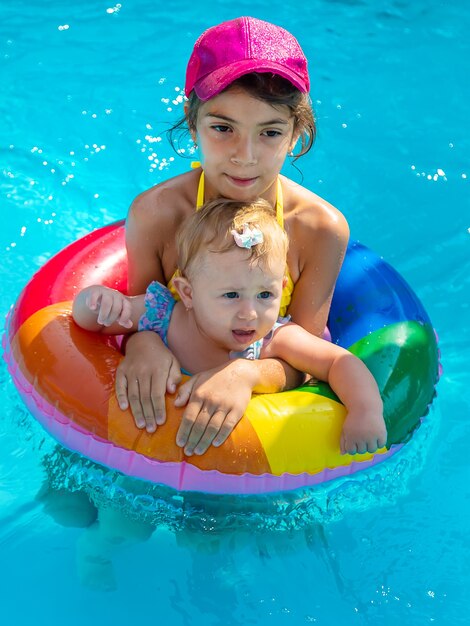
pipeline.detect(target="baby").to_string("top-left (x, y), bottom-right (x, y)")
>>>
top-left (73, 197), bottom-right (386, 457)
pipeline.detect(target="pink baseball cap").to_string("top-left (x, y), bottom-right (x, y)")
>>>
top-left (185, 16), bottom-right (310, 101)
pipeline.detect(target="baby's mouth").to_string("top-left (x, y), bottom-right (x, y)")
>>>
top-left (232, 329), bottom-right (256, 344)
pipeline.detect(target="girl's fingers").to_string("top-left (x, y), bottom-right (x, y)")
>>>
top-left (126, 378), bottom-right (147, 430)
top-left (115, 369), bottom-right (129, 411)
top-left (147, 371), bottom-right (168, 426)
top-left (176, 401), bottom-right (207, 451)
top-left (211, 409), bottom-right (241, 448)
top-left (174, 378), bottom-right (195, 408)
top-left (136, 376), bottom-right (157, 433)
top-left (193, 410), bottom-right (227, 455)
top-left (166, 361), bottom-right (182, 395)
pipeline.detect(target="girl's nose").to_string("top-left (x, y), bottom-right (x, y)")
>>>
top-left (230, 137), bottom-right (257, 166)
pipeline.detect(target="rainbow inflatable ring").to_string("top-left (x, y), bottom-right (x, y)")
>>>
top-left (3, 220), bottom-right (440, 495)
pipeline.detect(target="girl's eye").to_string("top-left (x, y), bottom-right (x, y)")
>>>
top-left (223, 292), bottom-right (239, 299)
top-left (258, 291), bottom-right (273, 299)
top-left (212, 124), bottom-right (231, 133)
top-left (262, 129), bottom-right (282, 138)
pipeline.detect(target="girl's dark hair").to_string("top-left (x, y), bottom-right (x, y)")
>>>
top-left (167, 73), bottom-right (316, 161)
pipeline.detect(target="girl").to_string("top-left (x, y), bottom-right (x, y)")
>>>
top-left (73, 198), bottom-right (386, 457)
top-left (118, 17), bottom-right (350, 447)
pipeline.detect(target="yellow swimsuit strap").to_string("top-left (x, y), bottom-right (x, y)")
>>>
top-left (195, 172), bottom-right (292, 316)
top-left (196, 171), bottom-right (284, 226)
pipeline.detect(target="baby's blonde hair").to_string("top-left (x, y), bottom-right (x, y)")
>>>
top-left (176, 198), bottom-right (288, 278)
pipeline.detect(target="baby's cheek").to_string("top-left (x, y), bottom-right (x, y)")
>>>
top-left (264, 311), bottom-right (280, 332)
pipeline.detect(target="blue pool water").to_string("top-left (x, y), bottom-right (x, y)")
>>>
top-left (1, 1), bottom-right (469, 624)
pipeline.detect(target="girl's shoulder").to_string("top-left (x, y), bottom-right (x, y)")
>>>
top-left (280, 175), bottom-right (349, 241)
top-left (128, 169), bottom-right (199, 227)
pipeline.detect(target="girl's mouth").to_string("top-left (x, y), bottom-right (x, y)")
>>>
top-left (226, 175), bottom-right (258, 187)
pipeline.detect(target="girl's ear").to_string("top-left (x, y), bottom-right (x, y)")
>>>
top-left (184, 102), bottom-right (198, 143)
top-left (172, 276), bottom-right (193, 309)
top-left (288, 129), bottom-right (301, 155)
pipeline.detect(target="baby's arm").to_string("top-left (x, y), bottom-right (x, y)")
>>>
top-left (72, 285), bottom-right (145, 334)
top-left (261, 324), bottom-right (386, 454)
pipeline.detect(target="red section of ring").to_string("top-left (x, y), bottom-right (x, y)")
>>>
top-left (8, 220), bottom-right (127, 339)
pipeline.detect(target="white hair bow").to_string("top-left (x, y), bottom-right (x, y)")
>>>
top-left (231, 225), bottom-right (264, 249)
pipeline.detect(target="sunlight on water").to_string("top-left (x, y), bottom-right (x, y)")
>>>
top-left (1, 1), bottom-right (469, 624)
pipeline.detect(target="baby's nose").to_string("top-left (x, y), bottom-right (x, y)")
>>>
top-left (237, 300), bottom-right (257, 320)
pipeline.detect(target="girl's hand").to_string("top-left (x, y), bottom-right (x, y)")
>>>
top-left (85, 286), bottom-right (133, 328)
top-left (174, 360), bottom-right (255, 456)
top-left (115, 331), bottom-right (182, 433)
top-left (340, 409), bottom-right (387, 455)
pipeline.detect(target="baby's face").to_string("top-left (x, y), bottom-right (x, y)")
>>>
top-left (188, 247), bottom-right (285, 352)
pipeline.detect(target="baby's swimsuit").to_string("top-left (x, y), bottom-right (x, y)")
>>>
top-left (138, 281), bottom-right (287, 375)
top-left (167, 171), bottom-right (294, 317)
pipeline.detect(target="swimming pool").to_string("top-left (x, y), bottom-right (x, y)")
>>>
top-left (1, 0), bottom-right (469, 623)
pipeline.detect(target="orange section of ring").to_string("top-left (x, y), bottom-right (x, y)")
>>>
top-left (12, 302), bottom-right (271, 475)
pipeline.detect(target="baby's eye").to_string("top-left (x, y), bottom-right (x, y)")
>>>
top-left (258, 291), bottom-right (273, 299)
top-left (223, 291), bottom-right (239, 299)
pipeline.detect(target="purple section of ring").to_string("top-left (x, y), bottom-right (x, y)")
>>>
top-left (3, 335), bottom-right (402, 495)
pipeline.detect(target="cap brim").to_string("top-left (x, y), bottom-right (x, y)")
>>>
top-left (193, 59), bottom-right (308, 101)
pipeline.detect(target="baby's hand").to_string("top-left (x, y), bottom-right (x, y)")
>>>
top-left (85, 286), bottom-right (133, 329)
top-left (340, 409), bottom-right (387, 455)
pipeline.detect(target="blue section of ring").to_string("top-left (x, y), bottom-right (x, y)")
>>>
top-left (328, 241), bottom-right (432, 348)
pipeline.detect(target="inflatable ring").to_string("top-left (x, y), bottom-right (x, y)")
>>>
top-left (3, 220), bottom-right (440, 494)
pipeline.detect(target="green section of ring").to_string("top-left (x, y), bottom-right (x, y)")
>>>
top-left (295, 321), bottom-right (439, 446)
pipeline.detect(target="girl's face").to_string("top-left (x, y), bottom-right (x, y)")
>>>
top-left (180, 247), bottom-right (285, 353)
top-left (194, 88), bottom-right (296, 204)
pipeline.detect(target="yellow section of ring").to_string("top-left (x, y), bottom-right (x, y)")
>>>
top-left (245, 390), bottom-right (380, 476)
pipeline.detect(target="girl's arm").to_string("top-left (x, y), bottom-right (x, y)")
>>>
top-left (126, 193), bottom-right (169, 295)
top-left (117, 335), bottom-right (301, 453)
top-left (173, 357), bottom-right (303, 456)
top-left (284, 187), bottom-right (350, 337)
top-left (117, 189), bottom-right (184, 431)
top-left (261, 324), bottom-right (386, 454)
top-left (72, 285), bottom-right (145, 334)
